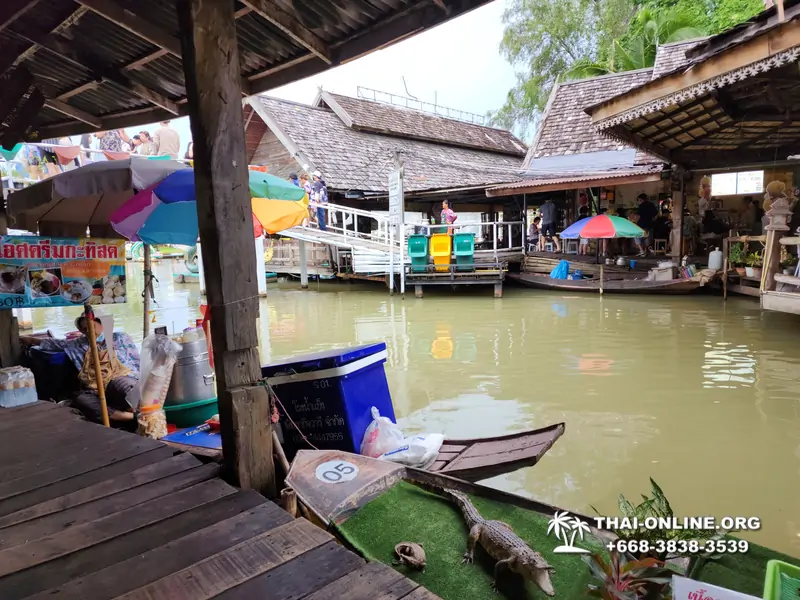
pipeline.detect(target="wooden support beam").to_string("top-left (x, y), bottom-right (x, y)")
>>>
top-left (13, 28), bottom-right (179, 114)
top-left (0, 0), bottom-right (38, 32)
top-left (0, 66), bottom-right (33, 125)
top-left (76, 0), bottom-right (182, 56)
top-left (0, 208), bottom-right (21, 369)
top-left (177, 0), bottom-right (276, 497)
top-left (44, 98), bottom-right (102, 128)
top-left (241, 0), bottom-right (332, 65)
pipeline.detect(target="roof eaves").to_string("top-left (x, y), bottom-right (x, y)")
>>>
top-left (247, 96), bottom-right (316, 172)
top-left (557, 67), bottom-right (654, 88)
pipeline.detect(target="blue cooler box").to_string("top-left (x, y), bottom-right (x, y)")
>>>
top-left (261, 342), bottom-right (394, 460)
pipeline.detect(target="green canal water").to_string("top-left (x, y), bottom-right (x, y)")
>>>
top-left (30, 260), bottom-right (800, 558)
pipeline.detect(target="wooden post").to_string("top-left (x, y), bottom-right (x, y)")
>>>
top-left (599, 263), bottom-right (604, 295)
top-left (178, 0), bottom-right (275, 497)
top-left (299, 240), bottom-right (309, 289)
top-left (142, 244), bottom-right (152, 338)
top-left (84, 305), bottom-right (110, 427)
top-left (762, 197), bottom-right (792, 294)
top-left (671, 169), bottom-right (685, 261)
top-left (0, 206), bottom-right (21, 368)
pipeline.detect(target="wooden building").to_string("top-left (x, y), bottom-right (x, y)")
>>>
top-left (244, 91), bottom-right (527, 212)
top-left (586, 1), bottom-right (800, 314)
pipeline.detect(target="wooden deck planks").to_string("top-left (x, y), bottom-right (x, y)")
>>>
top-left (0, 452), bottom-right (199, 528)
top-left (214, 541), bottom-right (366, 600)
top-left (118, 519), bottom-right (333, 600)
top-left (303, 560), bottom-right (422, 600)
top-left (28, 501), bottom-right (292, 600)
top-left (0, 402), bottom-right (436, 600)
top-left (0, 463), bottom-right (219, 548)
top-left (0, 446), bottom-right (175, 518)
top-left (0, 491), bottom-right (270, 600)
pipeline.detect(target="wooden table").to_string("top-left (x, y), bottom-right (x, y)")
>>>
top-left (0, 402), bottom-right (439, 600)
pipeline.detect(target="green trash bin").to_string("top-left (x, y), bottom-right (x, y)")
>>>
top-left (453, 232), bottom-right (475, 271)
top-left (408, 234), bottom-right (429, 273)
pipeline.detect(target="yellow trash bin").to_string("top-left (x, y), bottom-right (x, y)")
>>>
top-left (429, 233), bottom-right (452, 273)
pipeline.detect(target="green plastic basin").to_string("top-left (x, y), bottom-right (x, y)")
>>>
top-left (163, 397), bottom-right (218, 428)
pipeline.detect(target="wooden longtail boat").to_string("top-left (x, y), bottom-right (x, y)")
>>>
top-left (160, 423), bottom-right (566, 482)
top-left (509, 272), bottom-right (704, 294)
top-left (430, 422), bottom-right (565, 481)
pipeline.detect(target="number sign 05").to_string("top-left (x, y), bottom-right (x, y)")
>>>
top-left (315, 460), bottom-right (359, 484)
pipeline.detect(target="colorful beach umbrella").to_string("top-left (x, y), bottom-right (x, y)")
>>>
top-left (110, 170), bottom-right (308, 246)
top-left (559, 214), bottom-right (644, 239)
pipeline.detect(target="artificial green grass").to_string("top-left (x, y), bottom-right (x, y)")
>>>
top-left (335, 481), bottom-right (604, 600)
top-left (691, 538), bottom-right (800, 597)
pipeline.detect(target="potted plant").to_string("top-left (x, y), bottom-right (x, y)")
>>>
top-left (745, 251), bottom-right (763, 278)
top-left (729, 243), bottom-right (746, 276)
top-left (781, 255), bottom-right (798, 275)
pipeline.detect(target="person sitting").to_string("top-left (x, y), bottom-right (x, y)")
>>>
top-left (21, 316), bottom-right (140, 427)
top-left (652, 210), bottom-right (672, 244)
top-left (528, 216), bottom-right (541, 251)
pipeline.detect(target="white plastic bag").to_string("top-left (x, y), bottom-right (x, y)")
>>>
top-left (360, 406), bottom-right (405, 458)
top-left (378, 434), bottom-right (445, 468)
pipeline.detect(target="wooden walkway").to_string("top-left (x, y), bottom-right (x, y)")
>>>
top-left (0, 402), bottom-right (439, 600)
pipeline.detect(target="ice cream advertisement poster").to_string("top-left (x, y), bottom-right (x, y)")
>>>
top-left (0, 236), bottom-right (127, 309)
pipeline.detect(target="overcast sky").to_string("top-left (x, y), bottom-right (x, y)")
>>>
top-left (122, 0), bottom-right (517, 153)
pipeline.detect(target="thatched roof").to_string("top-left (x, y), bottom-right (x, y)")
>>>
top-left (0, 0), bottom-right (493, 145)
top-left (526, 68), bottom-right (656, 166)
top-left (247, 94), bottom-right (525, 194)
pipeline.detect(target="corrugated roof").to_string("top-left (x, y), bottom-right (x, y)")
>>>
top-left (530, 69), bottom-right (656, 162)
top-left (250, 95), bottom-right (523, 193)
top-left (0, 0), bottom-right (493, 141)
top-left (321, 92), bottom-right (528, 156)
top-left (487, 164), bottom-right (664, 193)
top-left (651, 38), bottom-right (710, 79)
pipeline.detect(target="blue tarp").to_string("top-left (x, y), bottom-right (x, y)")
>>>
top-left (549, 260), bottom-right (570, 279)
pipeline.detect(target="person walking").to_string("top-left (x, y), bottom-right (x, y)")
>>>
top-left (154, 120), bottom-right (180, 158)
top-left (312, 170), bottom-right (328, 231)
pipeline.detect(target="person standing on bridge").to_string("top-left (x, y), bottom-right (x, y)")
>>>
top-left (312, 170), bottom-right (328, 231)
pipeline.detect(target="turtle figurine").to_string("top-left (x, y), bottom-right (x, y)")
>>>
top-left (393, 541), bottom-right (427, 572)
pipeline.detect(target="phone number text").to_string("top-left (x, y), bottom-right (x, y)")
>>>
top-left (607, 538), bottom-right (749, 554)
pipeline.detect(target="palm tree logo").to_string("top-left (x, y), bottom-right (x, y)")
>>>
top-left (547, 511), bottom-right (591, 554)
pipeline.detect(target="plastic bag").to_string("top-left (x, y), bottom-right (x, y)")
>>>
top-left (549, 259), bottom-right (570, 279)
top-left (136, 334), bottom-right (182, 439)
top-left (378, 434), bottom-right (445, 468)
top-left (360, 406), bottom-right (405, 458)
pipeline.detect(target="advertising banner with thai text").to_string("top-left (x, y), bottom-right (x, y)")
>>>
top-left (0, 236), bottom-right (127, 309)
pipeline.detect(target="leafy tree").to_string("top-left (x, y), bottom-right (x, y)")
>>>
top-left (492, 0), bottom-right (763, 139)
top-left (490, 0), bottom-right (635, 138)
top-left (567, 7), bottom-right (706, 79)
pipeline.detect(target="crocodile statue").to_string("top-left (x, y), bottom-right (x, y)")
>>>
top-left (410, 480), bottom-right (556, 596)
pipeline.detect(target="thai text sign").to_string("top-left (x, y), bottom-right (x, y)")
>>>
top-left (0, 236), bottom-right (127, 309)
top-left (672, 576), bottom-right (759, 600)
top-left (388, 167), bottom-right (403, 224)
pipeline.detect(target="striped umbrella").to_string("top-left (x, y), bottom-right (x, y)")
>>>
top-left (559, 214), bottom-right (644, 239)
top-left (110, 170), bottom-right (308, 245)
top-left (557, 214), bottom-right (645, 295)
